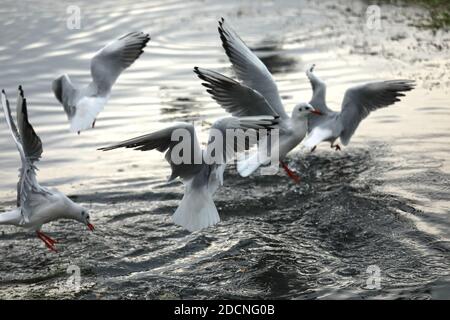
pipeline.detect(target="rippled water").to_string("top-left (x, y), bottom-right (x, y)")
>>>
top-left (0, 0), bottom-right (449, 299)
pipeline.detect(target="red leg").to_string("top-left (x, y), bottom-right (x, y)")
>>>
top-left (36, 231), bottom-right (58, 252)
top-left (39, 231), bottom-right (57, 245)
top-left (280, 161), bottom-right (300, 184)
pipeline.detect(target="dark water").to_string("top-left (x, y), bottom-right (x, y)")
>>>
top-left (0, 0), bottom-right (449, 299)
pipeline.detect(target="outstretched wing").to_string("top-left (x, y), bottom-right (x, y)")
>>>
top-left (1, 87), bottom-right (45, 222)
top-left (194, 67), bottom-right (278, 117)
top-left (218, 18), bottom-right (288, 119)
top-left (90, 31), bottom-right (150, 94)
top-left (339, 80), bottom-right (415, 145)
top-left (52, 74), bottom-right (78, 120)
top-left (1, 90), bottom-right (22, 160)
top-left (205, 115), bottom-right (278, 165)
top-left (99, 123), bottom-right (203, 181)
top-left (16, 88), bottom-right (43, 163)
top-left (306, 64), bottom-right (331, 114)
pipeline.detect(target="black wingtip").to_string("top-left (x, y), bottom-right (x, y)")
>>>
top-left (218, 17), bottom-right (226, 35)
top-left (400, 80), bottom-right (416, 91)
top-left (98, 144), bottom-right (120, 151)
top-left (407, 80), bottom-right (416, 88)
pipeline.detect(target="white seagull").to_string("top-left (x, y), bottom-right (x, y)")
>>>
top-left (193, 18), bottom-right (322, 182)
top-left (303, 64), bottom-right (415, 151)
top-left (99, 115), bottom-right (277, 232)
top-left (52, 31), bottom-right (150, 134)
top-left (0, 87), bottom-right (94, 252)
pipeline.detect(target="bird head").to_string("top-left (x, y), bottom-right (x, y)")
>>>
top-left (292, 103), bottom-right (323, 119)
top-left (80, 209), bottom-right (95, 231)
top-left (64, 199), bottom-right (95, 231)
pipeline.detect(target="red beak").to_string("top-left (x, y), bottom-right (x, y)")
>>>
top-left (310, 110), bottom-right (323, 115)
top-left (87, 223), bottom-right (95, 231)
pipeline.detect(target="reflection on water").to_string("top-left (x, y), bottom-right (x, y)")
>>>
top-left (251, 41), bottom-right (299, 75)
top-left (0, 0), bottom-right (449, 299)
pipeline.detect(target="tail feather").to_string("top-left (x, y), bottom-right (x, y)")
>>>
top-left (237, 152), bottom-right (268, 177)
top-left (302, 126), bottom-right (334, 151)
top-left (172, 181), bottom-right (220, 232)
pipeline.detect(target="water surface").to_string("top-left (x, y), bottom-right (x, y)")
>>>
top-left (0, 0), bottom-right (449, 299)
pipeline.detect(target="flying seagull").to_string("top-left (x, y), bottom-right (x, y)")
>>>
top-left (99, 115), bottom-right (277, 232)
top-left (0, 87), bottom-right (94, 252)
top-left (303, 64), bottom-right (415, 151)
top-left (193, 18), bottom-right (322, 182)
top-left (52, 31), bottom-right (150, 134)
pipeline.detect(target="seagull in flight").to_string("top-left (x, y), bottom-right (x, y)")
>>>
top-left (52, 31), bottom-right (150, 134)
top-left (99, 115), bottom-right (277, 232)
top-left (303, 64), bottom-right (415, 152)
top-left (0, 87), bottom-right (94, 252)
top-left (194, 18), bottom-right (322, 182)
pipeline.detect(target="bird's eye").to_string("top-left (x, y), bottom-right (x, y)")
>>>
top-left (86, 214), bottom-right (90, 220)
top-left (299, 107), bottom-right (303, 111)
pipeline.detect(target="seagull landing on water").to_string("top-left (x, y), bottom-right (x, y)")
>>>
top-left (99, 115), bottom-right (278, 232)
top-left (193, 18), bottom-right (323, 183)
top-left (52, 31), bottom-right (150, 134)
top-left (0, 87), bottom-right (94, 252)
top-left (303, 64), bottom-right (415, 152)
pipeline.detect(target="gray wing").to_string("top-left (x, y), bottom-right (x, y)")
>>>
top-left (90, 31), bottom-right (150, 95)
top-left (16, 88), bottom-right (43, 163)
top-left (52, 74), bottom-right (78, 119)
top-left (218, 18), bottom-right (288, 119)
top-left (205, 116), bottom-right (278, 165)
top-left (99, 123), bottom-right (203, 181)
top-left (306, 64), bottom-right (331, 114)
top-left (339, 80), bottom-right (415, 145)
top-left (1, 87), bottom-right (45, 221)
top-left (194, 67), bottom-right (279, 117)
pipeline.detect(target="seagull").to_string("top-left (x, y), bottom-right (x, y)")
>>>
top-left (52, 31), bottom-right (150, 134)
top-left (303, 64), bottom-right (415, 152)
top-left (99, 115), bottom-right (277, 232)
top-left (193, 18), bottom-right (322, 182)
top-left (0, 87), bottom-right (94, 252)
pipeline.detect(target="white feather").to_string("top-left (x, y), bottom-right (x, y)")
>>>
top-left (302, 126), bottom-right (334, 150)
top-left (70, 96), bottom-right (108, 133)
top-left (172, 179), bottom-right (220, 232)
top-left (237, 151), bottom-right (270, 177)
top-left (0, 209), bottom-right (22, 225)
